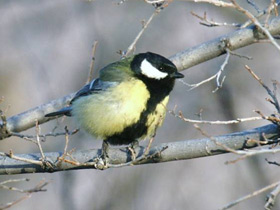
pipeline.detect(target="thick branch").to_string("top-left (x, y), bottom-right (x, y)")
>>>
top-left (170, 16), bottom-right (280, 70)
top-left (0, 94), bottom-right (74, 139)
top-left (1, 16), bottom-right (280, 139)
top-left (0, 124), bottom-right (278, 175)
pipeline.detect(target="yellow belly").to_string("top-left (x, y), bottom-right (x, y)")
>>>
top-left (71, 79), bottom-right (150, 139)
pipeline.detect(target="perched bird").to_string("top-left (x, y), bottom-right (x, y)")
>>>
top-left (45, 52), bottom-right (184, 159)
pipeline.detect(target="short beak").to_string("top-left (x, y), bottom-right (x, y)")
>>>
top-left (172, 72), bottom-right (184, 79)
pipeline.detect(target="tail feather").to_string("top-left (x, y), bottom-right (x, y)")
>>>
top-left (45, 107), bottom-right (72, 117)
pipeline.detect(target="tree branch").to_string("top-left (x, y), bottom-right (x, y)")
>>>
top-left (170, 16), bottom-right (280, 70)
top-left (0, 124), bottom-right (278, 175)
top-left (1, 16), bottom-right (280, 139)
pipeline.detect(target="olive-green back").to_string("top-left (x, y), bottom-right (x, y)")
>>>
top-left (99, 56), bottom-right (135, 82)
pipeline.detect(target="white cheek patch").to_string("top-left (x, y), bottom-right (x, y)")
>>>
top-left (140, 59), bottom-right (168, 80)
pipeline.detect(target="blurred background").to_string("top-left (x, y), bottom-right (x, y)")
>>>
top-left (0, 0), bottom-right (280, 209)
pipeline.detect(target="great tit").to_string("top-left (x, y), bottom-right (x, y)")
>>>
top-left (45, 52), bottom-right (184, 159)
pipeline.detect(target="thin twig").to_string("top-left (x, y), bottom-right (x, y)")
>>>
top-left (0, 151), bottom-right (44, 167)
top-left (246, 0), bottom-right (262, 13)
top-left (225, 148), bottom-right (280, 164)
top-left (11, 129), bottom-right (79, 142)
top-left (220, 181), bottom-right (280, 210)
top-left (35, 120), bottom-right (45, 161)
top-left (230, 0), bottom-right (280, 52)
top-left (123, 9), bottom-right (161, 57)
top-left (193, 124), bottom-right (280, 164)
top-left (170, 110), bottom-right (265, 125)
top-left (0, 178), bottom-right (29, 185)
top-left (245, 65), bottom-right (280, 113)
top-left (180, 48), bottom-right (251, 92)
top-left (265, 0), bottom-right (278, 27)
top-left (144, 137), bottom-right (155, 156)
top-left (192, 0), bottom-right (280, 51)
top-left (0, 194), bottom-right (31, 210)
top-left (265, 183), bottom-right (280, 210)
top-left (107, 146), bottom-right (168, 168)
top-left (56, 126), bottom-right (70, 166)
top-left (193, 124), bottom-right (239, 154)
top-left (265, 158), bottom-right (280, 166)
top-left (191, 11), bottom-right (241, 27)
top-left (0, 179), bottom-right (48, 210)
top-left (192, 0), bottom-right (235, 8)
top-left (86, 41), bottom-right (98, 84)
top-left (180, 48), bottom-right (231, 91)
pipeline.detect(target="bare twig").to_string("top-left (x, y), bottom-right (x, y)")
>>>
top-left (107, 145), bottom-right (168, 168)
top-left (246, 0), bottom-right (262, 13)
top-left (191, 0), bottom-right (280, 51)
top-left (265, 0), bottom-right (279, 27)
top-left (0, 178), bottom-right (29, 186)
top-left (191, 11), bottom-right (241, 27)
top-left (35, 120), bottom-right (45, 161)
top-left (0, 151), bottom-right (44, 167)
top-left (170, 110), bottom-right (265, 124)
top-left (56, 126), bottom-right (70, 166)
top-left (230, 0), bottom-right (280, 52)
top-left (0, 195), bottom-right (31, 210)
top-left (221, 181), bottom-right (280, 210)
top-left (225, 147), bottom-right (280, 164)
top-left (0, 179), bottom-right (48, 210)
top-left (144, 137), bottom-right (155, 156)
top-left (180, 47), bottom-right (252, 92)
top-left (86, 41), bottom-right (98, 84)
top-left (180, 48), bottom-right (231, 92)
top-left (265, 158), bottom-right (280, 166)
top-left (265, 183), bottom-right (280, 210)
top-left (193, 124), bottom-right (280, 165)
top-left (11, 128), bottom-right (79, 142)
top-left (245, 65), bottom-right (280, 113)
top-left (123, 8), bottom-right (161, 57)
top-left (192, 0), bottom-right (235, 8)
top-left (193, 124), bottom-right (239, 154)
top-left (242, 1), bottom-right (279, 28)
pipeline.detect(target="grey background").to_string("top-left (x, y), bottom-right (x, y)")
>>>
top-left (0, 1), bottom-right (279, 210)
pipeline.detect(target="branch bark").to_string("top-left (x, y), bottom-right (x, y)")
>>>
top-left (0, 124), bottom-right (278, 175)
top-left (0, 17), bottom-right (280, 138)
top-left (170, 16), bottom-right (280, 70)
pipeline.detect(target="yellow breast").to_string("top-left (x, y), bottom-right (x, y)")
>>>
top-left (71, 79), bottom-right (150, 139)
top-left (142, 96), bottom-right (169, 139)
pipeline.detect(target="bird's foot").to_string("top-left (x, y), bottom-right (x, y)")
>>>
top-left (127, 140), bottom-right (139, 161)
top-left (99, 140), bottom-right (109, 167)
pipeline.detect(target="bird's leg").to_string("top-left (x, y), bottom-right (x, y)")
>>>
top-left (127, 140), bottom-right (139, 161)
top-left (101, 140), bottom-right (110, 164)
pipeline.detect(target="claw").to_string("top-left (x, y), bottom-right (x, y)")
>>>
top-left (127, 140), bottom-right (139, 161)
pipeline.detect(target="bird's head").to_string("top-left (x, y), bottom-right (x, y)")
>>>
top-left (131, 52), bottom-right (184, 81)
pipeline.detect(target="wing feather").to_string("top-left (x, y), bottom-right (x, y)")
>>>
top-left (70, 79), bottom-right (118, 103)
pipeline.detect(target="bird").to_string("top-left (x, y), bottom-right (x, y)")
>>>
top-left (45, 52), bottom-right (184, 161)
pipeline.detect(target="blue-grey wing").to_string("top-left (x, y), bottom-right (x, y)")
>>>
top-left (70, 78), bottom-right (118, 103)
top-left (45, 79), bottom-right (118, 117)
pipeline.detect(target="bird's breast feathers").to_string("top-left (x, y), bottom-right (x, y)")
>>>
top-left (72, 79), bottom-right (168, 139)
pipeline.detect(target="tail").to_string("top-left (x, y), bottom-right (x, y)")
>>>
top-left (45, 107), bottom-right (72, 117)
